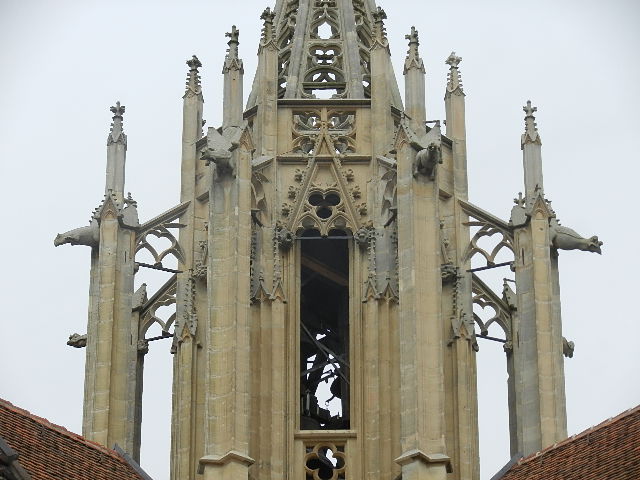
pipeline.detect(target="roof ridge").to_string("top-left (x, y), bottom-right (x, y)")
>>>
top-left (517, 403), bottom-right (640, 465)
top-left (0, 397), bottom-right (130, 465)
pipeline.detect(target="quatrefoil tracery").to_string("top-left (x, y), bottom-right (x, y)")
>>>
top-left (304, 442), bottom-right (346, 480)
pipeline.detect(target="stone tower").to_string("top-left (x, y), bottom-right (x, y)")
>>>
top-left (55, 1), bottom-right (603, 479)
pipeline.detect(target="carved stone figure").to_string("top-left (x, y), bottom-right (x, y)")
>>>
top-left (413, 143), bottom-right (442, 179)
top-left (550, 219), bottom-right (602, 254)
top-left (201, 147), bottom-right (235, 176)
top-left (562, 337), bottom-right (575, 358)
top-left (67, 333), bottom-right (87, 348)
top-left (276, 224), bottom-right (294, 250)
top-left (54, 221), bottom-right (99, 247)
top-left (354, 227), bottom-right (370, 249)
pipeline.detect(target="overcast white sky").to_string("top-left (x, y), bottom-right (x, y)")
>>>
top-left (1, 1), bottom-right (639, 479)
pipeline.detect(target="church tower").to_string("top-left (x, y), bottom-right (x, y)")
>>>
top-left (55, 1), bottom-right (603, 479)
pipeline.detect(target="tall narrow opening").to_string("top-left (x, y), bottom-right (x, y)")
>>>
top-left (300, 229), bottom-right (350, 430)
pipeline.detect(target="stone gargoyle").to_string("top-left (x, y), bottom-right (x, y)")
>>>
top-left (54, 220), bottom-right (99, 247)
top-left (413, 143), bottom-right (442, 179)
top-left (549, 218), bottom-right (602, 254)
top-left (201, 147), bottom-right (235, 176)
top-left (562, 337), bottom-right (575, 358)
top-left (202, 126), bottom-right (237, 177)
top-left (67, 333), bottom-right (87, 348)
top-left (412, 121), bottom-right (443, 180)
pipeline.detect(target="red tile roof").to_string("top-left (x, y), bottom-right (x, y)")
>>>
top-left (499, 404), bottom-right (640, 480)
top-left (0, 398), bottom-right (149, 480)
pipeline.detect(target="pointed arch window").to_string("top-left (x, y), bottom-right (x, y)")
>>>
top-left (300, 229), bottom-right (350, 430)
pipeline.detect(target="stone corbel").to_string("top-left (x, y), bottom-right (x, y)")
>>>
top-left (275, 224), bottom-right (294, 250)
top-left (137, 339), bottom-right (149, 355)
top-left (354, 226), bottom-right (371, 250)
top-left (440, 263), bottom-right (457, 283)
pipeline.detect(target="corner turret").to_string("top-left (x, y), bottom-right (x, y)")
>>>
top-left (403, 26), bottom-right (426, 135)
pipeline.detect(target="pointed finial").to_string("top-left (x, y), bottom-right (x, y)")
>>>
top-left (185, 55), bottom-right (202, 97)
top-left (223, 26), bottom-right (243, 73)
top-left (260, 7), bottom-right (276, 44)
top-left (110, 101), bottom-right (125, 119)
top-left (521, 100), bottom-right (541, 145)
top-left (108, 101), bottom-right (126, 145)
top-left (187, 54), bottom-right (202, 71)
top-left (403, 26), bottom-right (424, 73)
top-left (226, 25), bottom-right (240, 59)
top-left (523, 100), bottom-right (537, 117)
top-left (406, 26), bottom-right (419, 47)
top-left (445, 52), bottom-right (464, 94)
top-left (445, 51), bottom-right (462, 68)
top-left (372, 7), bottom-right (387, 43)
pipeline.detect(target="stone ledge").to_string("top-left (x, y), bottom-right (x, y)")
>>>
top-left (395, 449), bottom-right (453, 473)
top-left (197, 451), bottom-right (255, 473)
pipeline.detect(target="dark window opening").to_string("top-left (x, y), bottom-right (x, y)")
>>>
top-left (300, 229), bottom-right (350, 430)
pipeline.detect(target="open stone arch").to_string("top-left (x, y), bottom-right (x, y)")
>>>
top-left (310, 5), bottom-right (340, 40)
top-left (471, 273), bottom-right (512, 349)
top-left (460, 199), bottom-right (515, 268)
top-left (138, 275), bottom-right (178, 341)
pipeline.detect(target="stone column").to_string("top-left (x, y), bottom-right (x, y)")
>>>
top-left (509, 102), bottom-right (567, 457)
top-left (395, 122), bottom-right (450, 480)
top-left (82, 103), bottom-right (140, 455)
top-left (199, 127), bottom-right (254, 479)
top-left (444, 52), bottom-right (480, 480)
top-left (171, 55), bottom-right (205, 480)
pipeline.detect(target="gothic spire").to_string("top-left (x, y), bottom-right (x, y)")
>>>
top-left (223, 25), bottom-right (243, 74)
top-left (403, 26), bottom-right (425, 74)
top-left (222, 25), bottom-right (244, 130)
top-left (105, 101), bottom-right (127, 202)
top-left (247, 0), bottom-right (401, 104)
top-left (184, 55), bottom-right (202, 98)
top-left (372, 7), bottom-right (388, 46)
top-left (260, 7), bottom-right (276, 46)
top-left (520, 100), bottom-right (544, 200)
top-left (445, 51), bottom-right (464, 96)
top-left (107, 101), bottom-right (126, 146)
top-left (521, 100), bottom-right (541, 146)
top-left (403, 26), bottom-right (426, 134)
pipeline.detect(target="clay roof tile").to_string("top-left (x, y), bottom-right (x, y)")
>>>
top-left (0, 398), bottom-right (151, 480)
